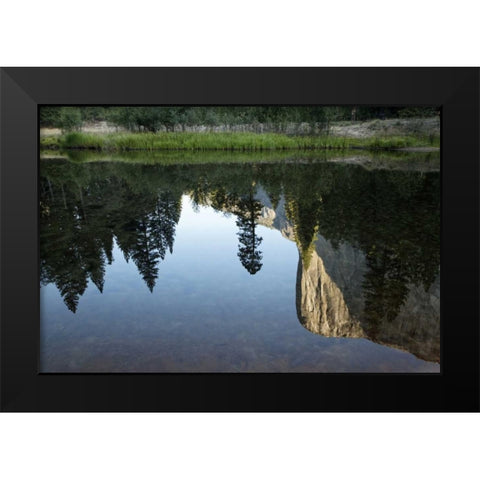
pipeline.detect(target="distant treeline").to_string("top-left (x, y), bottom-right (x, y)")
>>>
top-left (40, 106), bottom-right (440, 132)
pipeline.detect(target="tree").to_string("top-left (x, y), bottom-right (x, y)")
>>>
top-left (40, 107), bottom-right (62, 127)
top-left (130, 217), bottom-right (161, 292)
top-left (58, 107), bottom-right (83, 132)
top-left (236, 189), bottom-right (263, 275)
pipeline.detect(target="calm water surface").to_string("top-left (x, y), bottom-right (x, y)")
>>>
top-left (40, 153), bottom-right (440, 372)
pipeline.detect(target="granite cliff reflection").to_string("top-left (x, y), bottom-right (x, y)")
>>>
top-left (295, 245), bottom-right (440, 363)
top-left (40, 157), bottom-right (440, 362)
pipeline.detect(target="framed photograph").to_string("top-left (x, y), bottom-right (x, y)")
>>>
top-left (1, 67), bottom-right (478, 411)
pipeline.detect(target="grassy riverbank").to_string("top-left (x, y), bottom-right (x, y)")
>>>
top-left (40, 131), bottom-right (440, 152)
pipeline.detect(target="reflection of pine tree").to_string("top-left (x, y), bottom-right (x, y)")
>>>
top-left (131, 217), bottom-right (160, 292)
top-left (153, 192), bottom-right (181, 256)
top-left (100, 230), bottom-right (114, 265)
top-left (61, 275), bottom-right (88, 313)
top-left (362, 246), bottom-right (410, 339)
top-left (40, 181), bottom-right (91, 312)
top-left (85, 241), bottom-right (106, 293)
top-left (128, 193), bottom-right (182, 292)
top-left (53, 246), bottom-right (89, 313)
top-left (190, 177), bottom-right (210, 211)
top-left (39, 168), bottom-right (183, 307)
top-left (236, 190), bottom-right (263, 275)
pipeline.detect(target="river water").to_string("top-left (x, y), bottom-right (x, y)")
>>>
top-left (40, 152), bottom-right (440, 372)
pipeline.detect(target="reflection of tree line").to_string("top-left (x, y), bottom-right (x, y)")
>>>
top-left (40, 169), bottom-right (182, 311)
top-left (40, 160), bottom-right (439, 322)
top-left (40, 162), bottom-right (266, 311)
top-left (305, 168), bottom-right (439, 340)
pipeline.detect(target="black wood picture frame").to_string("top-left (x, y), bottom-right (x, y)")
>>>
top-left (1, 67), bottom-right (478, 412)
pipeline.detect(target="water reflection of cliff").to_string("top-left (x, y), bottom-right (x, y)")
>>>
top-left (296, 245), bottom-right (440, 362)
top-left (40, 158), bottom-right (440, 361)
top-left (257, 183), bottom-right (440, 363)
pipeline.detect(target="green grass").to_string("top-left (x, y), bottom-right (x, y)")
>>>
top-left (41, 131), bottom-right (440, 152)
top-left (40, 136), bottom-right (62, 149)
top-left (40, 147), bottom-right (440, 172)
top-left (41, 149), bottom-right (339, 165)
